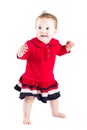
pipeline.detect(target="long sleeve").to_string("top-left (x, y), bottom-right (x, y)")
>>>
top-left (17, 41), bottom-right (32, 60)
top-left (56, 41), bottom-right (70, 56)
top-left (17, 50), bottom-right (30, 60)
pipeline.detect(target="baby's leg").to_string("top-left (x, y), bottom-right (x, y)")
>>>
top-left (50, 99), bottom-right (66, 118)
top-left (23, 96), bottom-right (35, 125)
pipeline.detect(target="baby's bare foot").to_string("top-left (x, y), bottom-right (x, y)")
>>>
top-left (53, 112), bottom-right (66, 118)
top-left (23, 116), bottom-right (31, 125)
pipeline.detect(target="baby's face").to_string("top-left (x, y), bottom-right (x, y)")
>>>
top-left (35, 18), bottom-right (57, 44)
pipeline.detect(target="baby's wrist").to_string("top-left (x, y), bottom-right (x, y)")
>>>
top-left (17, 52), bottom-right (23, 58)
top-left (66, 47), bottom-right (71, 52)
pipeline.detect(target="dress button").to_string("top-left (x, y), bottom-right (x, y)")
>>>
top-left (47, 49), bottom-right (51, 57)
top-left (48, 54), bottom-right (50, 57)
top-left (48, 49), bottom-right (51, 52)
top-left (46, 44), bottom-right (51, 57)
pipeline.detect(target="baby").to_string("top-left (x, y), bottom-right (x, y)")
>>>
top-left (14, 12), bottom-right (74, 125)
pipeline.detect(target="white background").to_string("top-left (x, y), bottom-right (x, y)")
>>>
top-left (0, 0), bottom-right (87, 129)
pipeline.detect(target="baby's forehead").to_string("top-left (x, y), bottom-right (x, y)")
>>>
top-left (36, 18), bottom-right (55, 25)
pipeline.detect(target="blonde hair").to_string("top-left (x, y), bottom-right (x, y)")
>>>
top-left (35, 11), bottom-right (58, 29)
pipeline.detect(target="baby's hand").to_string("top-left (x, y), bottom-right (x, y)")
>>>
top-left (17, 44), bottom-right (28, 57)
top-left (65, 40), bottom-right (74, 51)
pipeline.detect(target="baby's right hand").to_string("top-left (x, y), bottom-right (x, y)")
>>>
top-left (17, 44), bottom-right (28, 57)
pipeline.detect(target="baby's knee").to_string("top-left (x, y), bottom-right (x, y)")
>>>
top-left (25, 96), bottom-right (35, 102)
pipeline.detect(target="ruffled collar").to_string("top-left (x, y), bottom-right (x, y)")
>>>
top-left (30, 37), bottom-right (58, 48)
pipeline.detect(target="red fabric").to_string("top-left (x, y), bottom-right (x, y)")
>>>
top-left (17, 37), bottom-right (70, 83)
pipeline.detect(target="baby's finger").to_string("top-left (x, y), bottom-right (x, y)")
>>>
top-left (21, 44), bottom-right (28, 52)
top-left (24, 44), bottom-right (28, 48)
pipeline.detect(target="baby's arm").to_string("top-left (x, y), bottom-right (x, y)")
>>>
top-left (65, 40), bottom-right (74, 52)
top-left (17, 44), bottom-right (28, 58)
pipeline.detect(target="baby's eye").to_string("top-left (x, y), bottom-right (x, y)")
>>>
top-left (38, 26), bottom-right (42, 29)
top-left (46, 27), bottom-right (49, 30)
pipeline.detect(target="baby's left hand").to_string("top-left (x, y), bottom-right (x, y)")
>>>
top-left (65, 40), bottom-right (74, 51)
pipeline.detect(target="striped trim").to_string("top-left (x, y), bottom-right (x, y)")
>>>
top-left (14, 84), bottom-right (21, 91)
top-left (14, 81), bottom-right (61, 103)
top-left (22, 83), bottom-right (57, 90)
top-left (19, 91), bottom-right (60, 103)
top-left (21, 88), bottom-right (59, 97)
top-left (14, 82), bottom-right (22, 91)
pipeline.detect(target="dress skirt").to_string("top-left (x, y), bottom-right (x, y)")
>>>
top-left (14, 76), bottom-right (60, 103)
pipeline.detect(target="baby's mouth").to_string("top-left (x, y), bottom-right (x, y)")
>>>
top-left (40, 35), bottom-right (47, 37)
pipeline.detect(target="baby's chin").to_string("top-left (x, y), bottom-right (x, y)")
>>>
top-left (39, 37), bottom-right (51, 44)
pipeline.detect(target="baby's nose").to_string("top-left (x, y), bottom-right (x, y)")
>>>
top-left (41, 28), bottom-right (47, 33)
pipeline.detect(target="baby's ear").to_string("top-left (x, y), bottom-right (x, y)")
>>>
top-left (54, 29), bottom-right (57, 34)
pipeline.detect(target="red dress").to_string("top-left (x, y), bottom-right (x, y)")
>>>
top-left (14, 37), bottom-right (70, 103)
